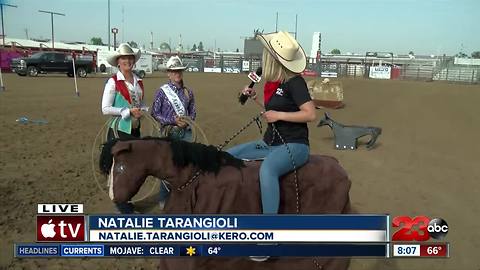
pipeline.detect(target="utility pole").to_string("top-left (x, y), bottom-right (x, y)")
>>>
top-left (38, 10), bottom-right (65, 49)
top-left (295, 14), bottom-right (298, 39)
top-left (121, 5), bottom-right (125, 43)
top-left (150, 31), bottom-right (154, 50)
top-left (108, 0), bottom-right (111, 50)
top-left (1, 3), bottom-right (18, 47)
top-left (275, 12), bottom-right (278, 32)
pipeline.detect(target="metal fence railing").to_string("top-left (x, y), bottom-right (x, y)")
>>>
top-left (180, 55), bottom-right (262, 74)
top-left (433, 67), bottom-right (479, 83)
top-left (399, 64), bottom-right (438, 80)
top-left (314, 61), bottom-right (480, 84)
top-left (178, 55), bottom-right (479, 84)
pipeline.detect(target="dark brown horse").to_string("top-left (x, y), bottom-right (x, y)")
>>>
top-left (99, 137), bottom-right (352, 270)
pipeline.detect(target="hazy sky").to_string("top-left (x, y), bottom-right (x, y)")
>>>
top-left (1, 0), bottom-right (478, 55)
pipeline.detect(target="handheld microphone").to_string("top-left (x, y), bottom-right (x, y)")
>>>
top-left (239, 67), bottom-right (262, 105)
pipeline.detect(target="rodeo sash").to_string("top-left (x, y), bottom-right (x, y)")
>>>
top-left (161, 84), bottom-right (186, 117)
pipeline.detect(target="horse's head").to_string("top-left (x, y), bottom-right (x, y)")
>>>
top-left (317, 112), bottom-right (334, 128)
top-left (99, 139), bottom-right (170, 203)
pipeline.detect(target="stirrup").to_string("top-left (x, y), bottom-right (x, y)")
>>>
top-left (241, 158), bottom-right (265, 162)
top-left (249, 256), bottom-right (270, 262)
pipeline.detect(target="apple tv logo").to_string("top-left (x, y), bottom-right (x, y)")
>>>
top-left (37, 216), bottom-right (85, 242)
top-left (41, 219), bottom-right (57, 238)
top-left (37, 203), bottom-right (85, 242)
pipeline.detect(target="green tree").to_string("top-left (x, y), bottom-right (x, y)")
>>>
top-left (90, 37), bottom-right (103, 45)
top-left (191, 44), bottom-right (197, 51)
top-left (409, 51), bottom-right (414, 56)
top-left (331, 48), bottom-right (341, 55)
top-left (198, 41), bottom-right (204, 51)
top-left (160, 42), bottom-right (171, 53)
top-left (127, 41), bottom-right (138, 48)
top-left (472, 51), bottom-right (480, 59)
top-left (236, 48), bottom-right (239, 52)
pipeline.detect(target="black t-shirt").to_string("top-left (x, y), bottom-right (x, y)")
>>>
top-left (263, 75), bottom-right (312, 146)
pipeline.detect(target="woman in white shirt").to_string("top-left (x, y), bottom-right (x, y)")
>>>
top-left (101, 43), bottom-right (145, 140)
top-left (101, 43), bottom-right (144, 214)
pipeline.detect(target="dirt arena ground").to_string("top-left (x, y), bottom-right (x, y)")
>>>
top-left (0, 72), bottom-right (478, 270)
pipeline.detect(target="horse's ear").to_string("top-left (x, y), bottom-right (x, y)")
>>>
top-left (111, 141), bottom-right (132, 156)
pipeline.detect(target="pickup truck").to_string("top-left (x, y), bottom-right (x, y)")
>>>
top-left (10, 51), bottom-right (93, 77)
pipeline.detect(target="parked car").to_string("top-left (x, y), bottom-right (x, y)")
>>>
top-left (10, 51), bottom-right (93, 77)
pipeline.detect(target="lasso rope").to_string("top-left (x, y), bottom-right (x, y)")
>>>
top-left (91, 118), bottom-right (113, 199)
top-left (91, 114), bottom-right (162, 204)
top-left (175, 112), bottom-right (300, 216)
top-left (243, 94), bottom-right (321, 268)
top-left (176, 113), bottom-right (263, 192)
top-left (92, 113), bottom-right (210, 204)
top-left (159, 116), bottom-right (209, 144)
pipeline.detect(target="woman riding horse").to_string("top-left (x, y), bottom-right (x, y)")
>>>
top-left (99, 34), bottom-right (351, 265)
top-left (101, 43), bottom-right (145, 213)
top-left (227, 31), bottom-right (316, 216)
top-left (99, 136), bottom-right (352, 270)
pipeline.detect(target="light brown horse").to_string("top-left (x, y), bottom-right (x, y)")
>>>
top-left (99, 137), bottom-right (352, 270)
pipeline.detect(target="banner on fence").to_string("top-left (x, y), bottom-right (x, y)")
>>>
top-left (454, 57), bottom-right (480, 66)
top-left (321, 63), bottom-right (338, 78)
top-left (242, 61), bottom-right (250, 72)
top-left (369, 66), bottom-right (391, 79)
top-left (204, 67), bottom-right (222, 73)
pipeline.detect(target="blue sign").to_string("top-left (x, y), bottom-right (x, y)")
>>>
top-left (15, 244), bottom-right (59, 257)
top-left (61, 244), bottom-right (104, 257)
top-left (88, 215), bottom-right (387, 230)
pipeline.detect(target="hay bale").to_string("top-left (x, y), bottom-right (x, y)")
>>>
top-left (307, 78), bottom-right (345, 109)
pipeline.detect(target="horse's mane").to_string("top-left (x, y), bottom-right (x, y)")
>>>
top-left (165, 137), bottom-right (245, 174)
top-left (99, 137), bottom-right (244, 175)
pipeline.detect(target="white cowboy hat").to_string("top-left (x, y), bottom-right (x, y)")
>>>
top-left (257, 31), bottom-right (307, 73)
top-left (166, 56), bottom-right (187, 70)
top-left (106, 43), bottom-right (141, 66)
top-left (322, 78), bottom-right (330, 84)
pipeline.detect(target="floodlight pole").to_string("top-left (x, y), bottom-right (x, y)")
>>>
top-left (0, 4), bottom-right (18, 47)
top-left (38, 10), bottom-right (65, 49)
top-left (112, 28), bottom-right (118, 50)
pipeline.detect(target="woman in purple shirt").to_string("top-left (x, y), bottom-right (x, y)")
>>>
top-left (151, 56), bottom-right (196, 141)
top-left (151, 56), bottom-right (197, 205)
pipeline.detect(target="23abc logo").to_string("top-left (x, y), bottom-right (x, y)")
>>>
top-left (392, 216), bottom-right (449, 241)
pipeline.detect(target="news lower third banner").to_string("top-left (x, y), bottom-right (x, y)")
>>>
top-left (15, 243), bottom-right (388, 257)
top-left (87, 215), bottom-right (388, 242)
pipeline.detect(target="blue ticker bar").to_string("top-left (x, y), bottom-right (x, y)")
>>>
top-left (14, 243), bottom-right (387, 257)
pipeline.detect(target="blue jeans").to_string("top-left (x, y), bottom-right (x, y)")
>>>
top-left (168, 128), bottom-right (192, 141)
top-left (226, 140), bottom-right (310, 214)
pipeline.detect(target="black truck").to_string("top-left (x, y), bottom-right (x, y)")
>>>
top-left (10, 52), bottom-right (93, 77)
